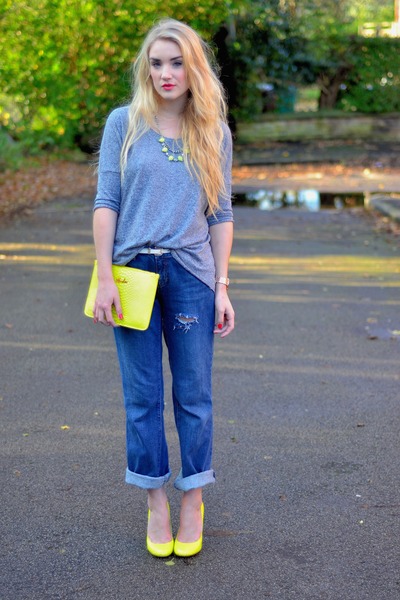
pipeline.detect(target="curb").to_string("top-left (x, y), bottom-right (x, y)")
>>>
top-left (369, 195), bottom-right (400, 223)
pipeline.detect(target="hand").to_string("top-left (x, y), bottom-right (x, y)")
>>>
top-left (213, 285), bottom-right (235, 338)
top-left (93, 280), bottom-right (123, 327)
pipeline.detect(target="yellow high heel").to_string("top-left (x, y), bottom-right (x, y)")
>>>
top-left (146, 503), bottom-right (174, 558)
top-left (174, 503), bottom-right (204, 557)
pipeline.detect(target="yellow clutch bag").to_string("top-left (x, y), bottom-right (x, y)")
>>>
top-left (84, 261), bottom-right (160, 331)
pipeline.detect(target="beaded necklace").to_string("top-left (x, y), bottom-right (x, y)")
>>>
top-left (154, 115), bottom-right (188, 163)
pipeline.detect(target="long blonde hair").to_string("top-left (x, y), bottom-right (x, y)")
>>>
top-left (120, 18), bottom-right (229, 215)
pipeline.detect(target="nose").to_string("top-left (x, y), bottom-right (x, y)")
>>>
top-left (161, 64), bottom-right (172, 80)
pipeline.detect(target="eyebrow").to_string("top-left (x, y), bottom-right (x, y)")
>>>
top-left (149, 55), bottom-right (183, 61)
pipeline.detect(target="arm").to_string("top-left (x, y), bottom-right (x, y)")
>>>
top-left (210, 221), bottom-right (235, 338)
top-left (92, 207), bottom-right (123, 327)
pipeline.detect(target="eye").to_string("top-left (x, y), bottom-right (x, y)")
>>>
top-left (173, 61), bottom-right (183, 67)
top-left (150, 60), bottom-right (161, 68)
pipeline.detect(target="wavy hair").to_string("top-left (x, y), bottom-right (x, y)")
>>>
top-left (120, 18), bottom-right (229, 215)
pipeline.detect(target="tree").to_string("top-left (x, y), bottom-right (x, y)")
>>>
top-left (219, 0), bottom-right (304, 119)
top-left (284, 0), bottom-right (397, 109)
top-left (0, 0), bottom-right (241, 150)
top-left (283, 0), bottom-right (394, 36)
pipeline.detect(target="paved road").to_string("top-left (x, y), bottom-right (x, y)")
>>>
top-left (1, 198), bottom-right (399, 600)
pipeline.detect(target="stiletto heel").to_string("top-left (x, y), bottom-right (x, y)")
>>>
top-left (174, 503), bottom-right (204, 557)
top-left (146, 502), bottom-right (174, 558)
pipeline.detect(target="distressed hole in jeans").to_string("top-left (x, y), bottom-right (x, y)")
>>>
top-left (174, 313), bottom-right (199, 333)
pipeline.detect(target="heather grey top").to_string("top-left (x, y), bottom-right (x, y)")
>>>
top-left (94, 106), bottom-right (233, 290)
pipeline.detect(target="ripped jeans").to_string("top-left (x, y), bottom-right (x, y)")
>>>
top-left (114, 253), bottom-right (216, 491)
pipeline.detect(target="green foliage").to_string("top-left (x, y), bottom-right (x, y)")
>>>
top-left (0, 128), bottom-right (24, 172)
top-left (287, 32), bottom-right (400, 113)
top-left (338, 38), bottom-right (400, 113)
top-left (295, 35), bottom-right (400, 112)
top-left (287, 0), bottom-right (394, 38)
top-left (225, 0), bottom-right (304, 120)
top-left (279, 1), bottom-right (398, 111)
top-left (0, 0), bottom-right (398, 153)
top-left (221, 0), bottom-right (397, 120)
top-left (0, 0), bottom-right (239, 152)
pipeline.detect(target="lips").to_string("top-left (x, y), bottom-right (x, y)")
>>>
top-left (162, 84), bottom-right (175, 90)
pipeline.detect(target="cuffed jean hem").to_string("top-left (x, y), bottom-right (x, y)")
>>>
top-left (125, 468), bottom-right (171, 490)
top-left (173, 469), bottom-right (216, 492)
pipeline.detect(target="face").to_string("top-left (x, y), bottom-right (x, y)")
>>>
top-left (149, 39), bottom-right (189, 103)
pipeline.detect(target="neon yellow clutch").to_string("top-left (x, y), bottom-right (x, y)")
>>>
top-left (84, 261), bottom-right (159, 331)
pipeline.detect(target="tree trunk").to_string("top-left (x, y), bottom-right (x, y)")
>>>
top-left (317, 65), bottom-right (352, 110)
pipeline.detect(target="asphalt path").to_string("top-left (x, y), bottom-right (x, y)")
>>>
top-left (1, 197), bottom-right (399, 600)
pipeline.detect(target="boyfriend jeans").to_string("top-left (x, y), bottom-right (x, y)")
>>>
top-left (114, 253), bottom-right (216, 492)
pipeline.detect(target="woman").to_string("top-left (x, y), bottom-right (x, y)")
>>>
top-left (92, 18), bottom-right (234, 558)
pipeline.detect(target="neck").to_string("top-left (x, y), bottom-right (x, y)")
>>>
top-left (154, 115), bottom-right (181, 140)
top-left (156, 111), bottom-right (182, 123)
top-left (155, 100), bottom-right (187, 140)
top-left (157, 94), bottom-right (187, 119)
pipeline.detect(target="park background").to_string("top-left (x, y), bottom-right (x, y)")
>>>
top-left (1, 0), bottom-right (400, 220)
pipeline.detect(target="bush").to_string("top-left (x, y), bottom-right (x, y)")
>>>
top-left (338, 37), bottom-right (400, 113)
top-left (0, 1), bottom-right (231, 154)
top-left (224, 2), bottom-right (304, 122)
top-left (0, 128), bottom-right (25, 172)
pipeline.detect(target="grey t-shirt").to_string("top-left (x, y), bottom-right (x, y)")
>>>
top-left (94, 106), bottom-right (233, 290)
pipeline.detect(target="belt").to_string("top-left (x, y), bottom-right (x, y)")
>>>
top-left (138, 247), bottom-right (171, 256)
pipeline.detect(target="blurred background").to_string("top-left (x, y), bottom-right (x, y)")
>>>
top-left (0, 0), bottom-right (399, 183)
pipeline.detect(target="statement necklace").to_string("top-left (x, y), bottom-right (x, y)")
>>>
top-left (154, 115), bottom-right (188, 163)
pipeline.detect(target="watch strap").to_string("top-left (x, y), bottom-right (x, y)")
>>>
top-left (215, 276), bottom-right (230, 287)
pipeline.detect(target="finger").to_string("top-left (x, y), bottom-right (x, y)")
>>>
top-left (111, 293), bottom-right (123, 324)
top-left (213, 308), bottom-right (225, 332)
top-left (214, 315), bottom-right (230, 335)
top-left (94, 304), bottom-right (115, 327)
top-left (219, 310), bottom-right (235, 338)
top-left (220, 320), bottom-right (234, 338)
top-left (104, 307), bottom-right (118, 327)
top-left (113, 296), bottom-right (123, 320)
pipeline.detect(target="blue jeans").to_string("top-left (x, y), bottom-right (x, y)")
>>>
top-left (114, 253), bottom-right (216, 491)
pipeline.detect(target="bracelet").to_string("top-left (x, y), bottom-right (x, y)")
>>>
top-left (215, 277), bottom-right (230, 287)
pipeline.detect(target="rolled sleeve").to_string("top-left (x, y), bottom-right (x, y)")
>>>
top-left (207, 205), bottom-right (233, 226)
top-left (94, 171), bottom-right (121, 213)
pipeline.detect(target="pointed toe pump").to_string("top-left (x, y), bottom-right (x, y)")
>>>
top-left (174, 503), bottom-right (204, 558)
top-left (146, 503), bottom-right (174, 558)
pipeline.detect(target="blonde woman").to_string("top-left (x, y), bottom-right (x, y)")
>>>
top-left (92, 18), bottom-right (234, 558)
